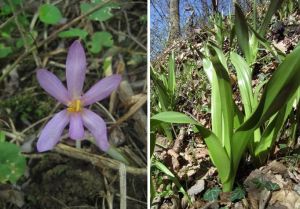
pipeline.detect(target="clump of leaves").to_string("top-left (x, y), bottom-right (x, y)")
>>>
top-left (251, 177), bottom-right (280, 191)
top-left (202, 187), bottom-right (221, 201)
top-left (0, 133), bottom-right (26, 183)
top-left (230, 186), bottom-right (245, 202)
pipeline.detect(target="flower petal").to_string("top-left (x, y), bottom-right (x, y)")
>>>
top-left (69, 113), bottom-right (85, 140)
top-left (82, 75), bottom-right (122, 106)
top-left (37, 110), bottom-right (69, 152)
top-left (37, 69), bottom-right (71, 105)
top-left (66, 40), bottom-right (86, 99)
top-left (82, 108), bottom-right (109, 151)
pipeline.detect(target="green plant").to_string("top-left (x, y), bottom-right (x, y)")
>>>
top-left (151, 43), bottom-right (300, 192)
top-left (151, 159), bottom-right (191, 204)
top-left (235, 1), bottom-right (283, 64)
top-left (57, 1), bottom-right (119, 54)
top-left (150, 52), bottom-right (176, 141)
top-left (151, 52), bottom-right (176, 112)
top-left (38, 4), bottom-right (63, 25)
top-left (0, 132), bottom-right (26, 183)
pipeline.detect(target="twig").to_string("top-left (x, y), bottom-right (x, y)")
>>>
top-left (119, 163), bottom-right (126, 209)
top-left (117, 81), bottom-right (147, 146)
top-left (53, 143), bottom-right (146, 176)
top-left (0, 0), bottom-right (115, 82)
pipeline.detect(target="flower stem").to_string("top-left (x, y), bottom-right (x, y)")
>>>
top-left (76, 140), bottom-right (81, 149)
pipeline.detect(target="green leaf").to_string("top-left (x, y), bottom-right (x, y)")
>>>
top-left (203, 187), bottom-right (221, 201)
top-left (243, 45), bottom-right (300, 129)
top-left (230, 186), bottom-right (245, 202)
top-left (88, 32), bottom-right (113, 53)
top-left (106, 145), bottom-right (130, 165)
top-left (208, 45), bottom-right (234, 157)
top-left (0, 131), bottom-right (5, 142)
top-left (203, 58), bottom-right (222, 142)
top-left (230, 52), bottom-right (254, 117)
top-left (0, 44), bottom-right (12, 58)
top-left (58, 28), bottom-right (88, 40)
top-left (254, 95), bottom-right (294, 158)
top-left (38, 4), bottom-right (62, 25)
top-left (151, 112), bottom-right (231, 186)
top-left (232, 45), bottom-right (300, 174)
top-left (80, 2), bottom-right (119, 22)
top-left (0, 141), bottom-right (26, 183)
top-left (168, 52), bottom-right (176, 98)
top-left (252, 178), bottom-right (280, 191)
top-left (153, 161), bottom-right (191, 203)
top-left (150, 68), bottom-right (170, 111)
top-left (234, 4), bottom-right (251, 63)
top-left (150, 132), bottom-right (156, 157)
top-left (259, 0), bottom-right (284, 36)
top-left (264, 181), bottom-right (280, 191)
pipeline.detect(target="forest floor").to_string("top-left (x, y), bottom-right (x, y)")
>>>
top-left (0, 1), bottom-right (147, 208)
top-left (151, 8), bottom-right (300, 209)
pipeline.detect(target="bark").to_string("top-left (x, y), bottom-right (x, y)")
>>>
top-left (169, 0), bottom-right (180, 41)
top-left (212, 0), bottom-right (218, 13)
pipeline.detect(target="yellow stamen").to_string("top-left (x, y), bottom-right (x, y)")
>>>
top-left (67, 99), bottom-right (83, 112)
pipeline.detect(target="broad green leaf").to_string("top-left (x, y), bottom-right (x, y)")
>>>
top-left (58, 28), bottom-right (88, 39)
top-left (203, 58), bottom-right (222, 142)
top-left (243, 45), bottom-right (300, 128)
top-left (38, 4), bottom-right (62, 25)
top-left (232, 44), bottom-right (300, 174)
top-left (98, 31), bottom-right (114, 47)
top-left (230, 52), bottom-right (254, 117)
top-left (208, 45), bottom-right (234, 157)
top-left (203, 187), bottom-right (221, 201)
top-left (80, 2), bottom-right (119, 22)
top-left (248, 23), bottom-right (285, 62)
top-left (230, 186), bottom-right (245, 202)
top-left (0, 142), bottom-right (26, 183)
top-left (209, 42), bottom-right (228, 71)
top-left (234, 4), bottom-right (251, 63)
top-left (151, 112), bottom-right (231, 185)
top-left (259, 0), bottom-right (283, 36)
top-left (168, 52), bottom-right (176, 98)
top-left (88, 32), bottom-right (113, 53)
top-left (255, 89), bottom-right (298, 157)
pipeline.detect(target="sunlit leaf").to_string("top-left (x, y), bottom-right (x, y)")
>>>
top-left (232, 44), bottom-right (300, 174)
top-left (234, 4), bottom-right (251, 63)
top-left (151, 112), bottom-right (231, 186)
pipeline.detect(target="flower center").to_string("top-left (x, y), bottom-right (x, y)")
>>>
top-left (67, 99), bottom-right (83, 113)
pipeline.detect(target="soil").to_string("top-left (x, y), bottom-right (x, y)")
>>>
top-left (1, 152), bottom-right (147, 209)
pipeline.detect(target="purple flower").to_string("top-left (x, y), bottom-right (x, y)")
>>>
top-left (36, 40), bottom-right (121, 152)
